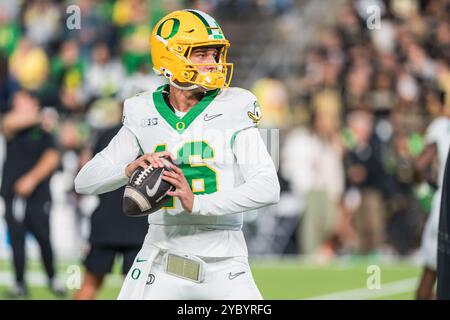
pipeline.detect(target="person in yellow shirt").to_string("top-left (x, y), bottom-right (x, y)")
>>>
top-left (251, 73), bottom-right (291, 129)
top-left (9, 38), bottom-right (49, 91)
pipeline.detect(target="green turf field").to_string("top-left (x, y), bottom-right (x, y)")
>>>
top-left (0, 257), bottom-right (422, 300)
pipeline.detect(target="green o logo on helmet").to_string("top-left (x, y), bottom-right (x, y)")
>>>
top-left (156, 18), bottom-right (180, 40)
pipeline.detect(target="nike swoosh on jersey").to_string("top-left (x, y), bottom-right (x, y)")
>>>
top-left (146, 174), bottom-right (163, 197)
top-left (136, 258), bottom-right (147, 263)
top-left (204, 113), bottom-right (223, 121)
top-left (228, 271), bottom-right (246, 280)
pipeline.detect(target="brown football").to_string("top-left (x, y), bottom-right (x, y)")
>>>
top-left (123, 157), bottom-right (176, 217)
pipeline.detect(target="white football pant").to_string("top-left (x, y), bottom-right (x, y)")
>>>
top-left (117, 243), bottom-right (263, 300)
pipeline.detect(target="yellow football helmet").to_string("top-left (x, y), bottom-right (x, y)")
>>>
top-left (150, 9), bottom-right (233, 90)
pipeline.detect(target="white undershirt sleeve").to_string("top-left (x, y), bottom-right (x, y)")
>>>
top-left (74, 126), bottom-right (141, 195)
top-left (191, 127), bottom-right (280, 216)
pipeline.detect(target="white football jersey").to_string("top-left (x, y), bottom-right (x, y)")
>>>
top-left (122, 85), bottom-right (262, 229)
top-left (425, 116), bottom-right (450, 187)
top-left (75, 84), bottom-right (279, 257)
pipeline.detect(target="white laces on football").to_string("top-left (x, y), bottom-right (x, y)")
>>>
top-left (135, 167), bottom-right (153, 186)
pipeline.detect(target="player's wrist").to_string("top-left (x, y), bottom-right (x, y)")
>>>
top-left (125, 163), bottom-right (134, 178)
top-left (186, 193), bottom-right (194, 213)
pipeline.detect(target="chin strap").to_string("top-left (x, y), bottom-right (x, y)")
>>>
top-left (157, 67), bottom-right (213, 92)
top-left (169, 79), bottom-right (199, 91)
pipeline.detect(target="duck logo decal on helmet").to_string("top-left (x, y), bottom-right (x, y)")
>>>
top-left (150, 9), bottom-right (233, 91)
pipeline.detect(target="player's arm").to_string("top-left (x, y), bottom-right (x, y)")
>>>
top-left (163, 127), bottom-right (280, 215)
top-left (196, 128), bottom-right (279, 215)
top-left (74, 126), bottom-right (141, 195)
top-left (74, 125), bottom-right (176, 195)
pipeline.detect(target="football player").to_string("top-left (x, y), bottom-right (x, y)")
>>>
top-left (74, 9), bottom-right (280, 299)
top-left (415, 90), bottom-right (449, 300)
top-left (438, 124), bottom-right (450, 300)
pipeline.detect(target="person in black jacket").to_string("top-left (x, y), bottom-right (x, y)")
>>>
top-left (73, 123), bottom-right (148, 300)
top-left (0, 90), bottom-right (63, 298)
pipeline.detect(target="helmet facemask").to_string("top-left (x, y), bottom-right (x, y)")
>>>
top-left (180, 44), bottom-right (233, 90)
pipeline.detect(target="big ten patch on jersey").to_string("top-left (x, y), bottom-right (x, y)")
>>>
top-left (141, 118), bottom-right (159, 127)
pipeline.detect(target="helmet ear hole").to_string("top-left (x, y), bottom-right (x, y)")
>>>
top-left (182, 70), bottom-right (195, 81)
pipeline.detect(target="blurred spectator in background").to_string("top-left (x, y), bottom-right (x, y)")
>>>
top-left (9, 38), bottom-right (49, 91)
top-left (336, 3), bottom-right (368, 48)
top-left (270, 170), bottom-right (301, 255)
top-left (429, 21), bottom-right (450, 62)
top-left (369, 71), bottom-right (396, 115)
top-left (282, 109), bottom-right (344, 256)
top-left (0, 0), bottom-right (21, 57)
top-left (342, 47), bottom-right (373, 112)
top-left (113, 0), bottom-right (151, 74)
top-left (66, 0), bottom-right (114, 62)
top-left (84, 42), bottom-right (125, 102)
top-left (23, 0), bottom-right (61, 49)
top-left (251, 72), bottom-right (291, 129)
top-left (0, 53), bottom-right (19, 109)
top-left (0, 90), bottom-right (63, 298)
top-left (384, 124), bottom-right (421, 256)
top-left (343, 110), bottom-right (387, 255)
top-left (414, 90), bottom-right (449, 300)
top-left (57, 117), bottom-right (90, 240)
top-left (43, 40), bottom-right (85, 112)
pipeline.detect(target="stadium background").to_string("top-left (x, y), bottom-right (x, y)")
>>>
top-left (1, 0), bottom-right (449, 299)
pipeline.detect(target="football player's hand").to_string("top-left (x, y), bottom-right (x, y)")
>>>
top-left (162, 166), bottom-right (194, 213)
top-left (125, 151), bottom-right (176, 177)
top-left (14, 174), bottom-right (38, 198)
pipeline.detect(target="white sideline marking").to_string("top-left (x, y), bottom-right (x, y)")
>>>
top-left (306, 278), bottom-right (419, 300)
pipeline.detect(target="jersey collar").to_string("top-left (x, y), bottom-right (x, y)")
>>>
top-left (152, 84), bottom-right (219, 134)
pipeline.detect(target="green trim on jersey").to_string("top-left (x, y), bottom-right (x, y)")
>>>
top-left (136, 136), bottom-right (144, 155)
top-left (230, 125), bottom-right (256, 149)
top-left (152, 84), bottom-right (219, 134)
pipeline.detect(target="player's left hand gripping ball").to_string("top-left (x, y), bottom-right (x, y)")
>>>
top-left (123, 157), bottom-right (176, 216)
